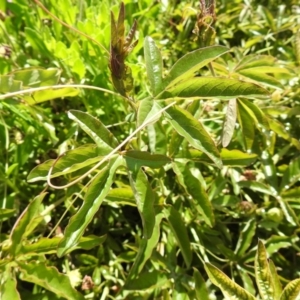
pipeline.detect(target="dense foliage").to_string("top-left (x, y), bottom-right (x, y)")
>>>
top-left (1, 0), bottom-right (300, 299)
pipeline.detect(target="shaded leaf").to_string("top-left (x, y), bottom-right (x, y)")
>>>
top-left (269, 260), bottom-right (282, 300)
top-left (164, 206), bottom-right (192, 267)
top-left (105, 187), bottom-right (136, 206)
top-left (125, 270), bottom-right (168, 290)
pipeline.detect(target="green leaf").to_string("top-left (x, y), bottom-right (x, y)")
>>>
top-left (24, 87), bottom-right (79, 105)
top-left (124, 150), bottom-right (171, 170)
top-left (158, 77), bottom-right (269, 100)
top-left (165, 105), bottom-right (222, 168)
top-left (137, 100), bottom-right (164, 127)
top-left (189, 149), bottom-right (257, 166)
top-left (238, 181), bottom-right (274, 195)
top-left (193, 268), bottom-right (210, 300)
top-left (165, 45), bottom-right (229, 87)
top-left (277, 197), bottom-right (299, 226)
top-left (238, 70), bottom-right (283, 89)
top-left (20, 235), bottom-right (106, 255)
top-left (261, 150), bottom-right (278, 191)
top-left (144, 36), bottom-right (163, 96)
top-left (126, 209), bottom-right (164, 281)
top-left (237, 99), bottom-right (256, 150)
top-left (18, 261), bottom-right (84, 300)
top-left (10, 68), bottom-right (61, 87)
top-left (238, 98), bottom-right (269, 129)
top-left (27, 145), bottom-right (109, 182)
top-left (235, 219), bottom-right (256, 258)
top-left (0, 209), bottom-right (15, 221)
top-left (269, 260), bottom-right (282, 300)
top-left (57, 156), bottom-right (123, 257)
top-left (0, 76), bottom-right (22, 93)
top-left (204, 263), bottom-right (256, 300)
top-left (9, 192), bottom-right (47, 256)
top-left (222, 99), bottom-right (237, 147)
top-left (105, 187), bottom-right (136, 206)
top-left (127, 168), bottom-right (156, 239)
top-left (255, 240), bottom-right (274, 300)
top-left (168, 101), bottom-right (200, 157)
top-left (280, 156), bottom-right (300, 192)
top-left (280, 279), bottom-right (300, 300)
top-left (125, 270), bottom-right (168, 290)
top-left (164, 206), bottom-right (192, 267)
top-left (0, 272), bottom-right (21, 300)
top-left (68, 110), bottom-right (118, 150)
top-left (268, 118), bottom-right (300, 150)
top-left (172, 160), bottom-right (214, 227)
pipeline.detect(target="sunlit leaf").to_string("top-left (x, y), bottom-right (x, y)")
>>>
top-left (18, 261), bottom-right (84, 300)
top-left (158, 77), bottom-right (269, 99)
top-left (222, 99), bottom-right (237, 147)
top-left (0, 272), bottom-right (20, 300)
top-left (27, 145), bottom-right (109, 182)
top-left (165, 105), bottom-right (222, 168)
top-left (172, 160), bottom-right (214, 227)
top-left (280, 279), bottom-right (300, 300)
top-left (57, 156), bottom-right (123, 257)
top-left (255, 240), bottom-right (275, 300)
top-left (205, 263), bottom-right (256, 300)
top-left (165, 45), bottom-right (229, 87)
top-left (68, 110), bottom-right (118, 150)
top-left (144, 36), bottom-right (163, 96)
top-left (235, 219), bottom-right (256, 258)
top-left (9, 192), bottom-right (47, 256)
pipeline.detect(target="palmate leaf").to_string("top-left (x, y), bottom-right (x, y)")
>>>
top-left (158, 77), bottom-right (269, 100)
top-left (18, 261), bottom-right (84, 300)
top-left (255, 240), bottom-right (275, 300)
top-left (204, 263), bottom-right (256, 300)
top-left (57, 156), bottom-right (123, 257)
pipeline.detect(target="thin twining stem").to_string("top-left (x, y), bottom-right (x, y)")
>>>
top-left (47, 101), bottom-right (176, 189)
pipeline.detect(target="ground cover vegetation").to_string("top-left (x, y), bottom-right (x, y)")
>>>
top-left (0, 0), bottom-right (300, 299)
